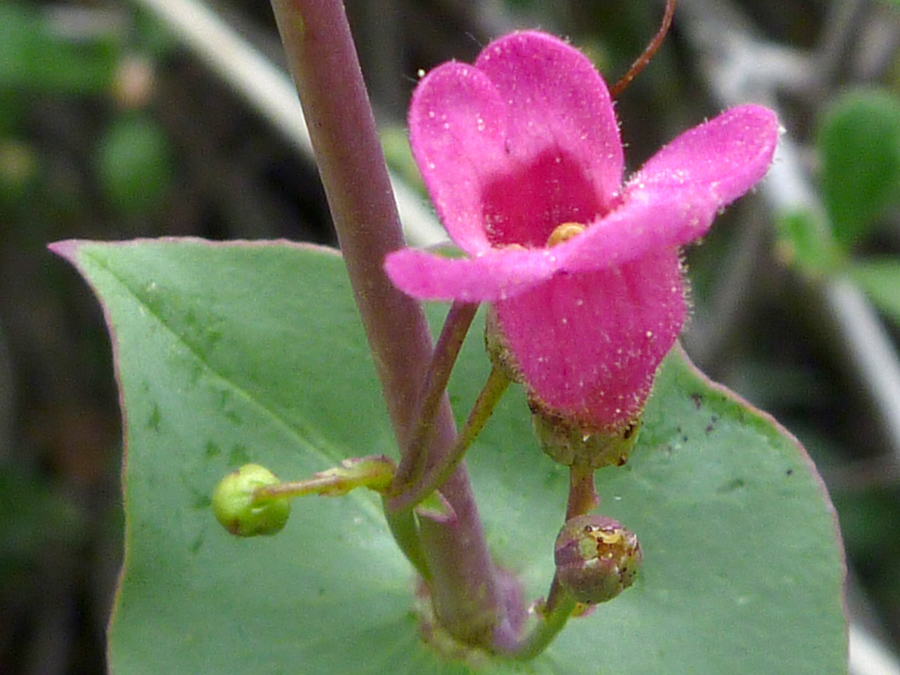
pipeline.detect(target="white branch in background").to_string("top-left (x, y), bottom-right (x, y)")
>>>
top-left (852, 624), bottom-right (900, 675)
top-left (130, 0), bottom-right (448, 248)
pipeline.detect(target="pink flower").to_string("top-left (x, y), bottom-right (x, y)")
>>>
top-left (385, 31), bottom-right (778, 435)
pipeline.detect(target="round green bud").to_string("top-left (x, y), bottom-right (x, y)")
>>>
top-left (212, 464), bottom-right (291, 537)
top-left (554, 515), bottom-right (642, 604)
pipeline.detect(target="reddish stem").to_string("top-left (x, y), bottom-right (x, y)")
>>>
top-left (268, 0), bottom-right (507, 648)
top-left (566, 464), bottom-right (599, 521)
top-left (389, 365), bottom-right (512, 514)
top-left (610, 0), bottom-right (678, 98)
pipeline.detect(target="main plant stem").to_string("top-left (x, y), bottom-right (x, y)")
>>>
top-left (269, 0), bottom-right (509, 648)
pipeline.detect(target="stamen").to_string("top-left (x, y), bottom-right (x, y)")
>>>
top-left (547, 222), bottom-right (586, 248)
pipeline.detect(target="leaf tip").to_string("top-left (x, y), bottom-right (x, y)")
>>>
top-left (47, 239), bottom-right (85, 264)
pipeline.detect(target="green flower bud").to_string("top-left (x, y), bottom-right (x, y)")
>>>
top-left (212, 464), bottom-right (291, 537)
top-left (554, 515), bottom-right (642, 604)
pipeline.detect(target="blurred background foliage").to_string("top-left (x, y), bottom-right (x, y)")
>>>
top-left (1, 0), bottom-right (900, 672)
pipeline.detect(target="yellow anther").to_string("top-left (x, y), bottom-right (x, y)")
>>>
top-left (547, 222), bottom-right (586, 248)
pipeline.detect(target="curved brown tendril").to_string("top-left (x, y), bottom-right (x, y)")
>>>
top-left (609, 0), bottom-right (677, 98)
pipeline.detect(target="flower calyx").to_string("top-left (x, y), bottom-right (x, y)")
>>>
top-left (532, 405), bottom-right (641, 469)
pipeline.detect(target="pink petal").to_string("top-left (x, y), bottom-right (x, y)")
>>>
top-left (408, 62), bottom-right (509, 255)
top-left (494, 248), bottom-right (686, 430)
top-left (475, 32), bottom-right (624, 212)
top-left (555, 105), bottom-right (780, 275)
top-left (384, 246), bottom-right (562, 302)
top-left (409, 33), bottom-right (620, 254)
top-left (478, 143), bottom-right (606, 249)
top-left (628, 105), bottom-right (779, 205)
top-left (556, 184), bottom-right (716, 273)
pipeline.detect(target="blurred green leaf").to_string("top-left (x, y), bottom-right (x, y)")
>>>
top-left (380, 125), bottom-right (425, 196)
top-left (818, 89), bottom-right (900, 246)
top-left (94, 115), bottom-right (173, 215)
top-left (132, 6), bottom-right (180, 61)
top-left (847, 258), bottom-right (900, 326)
top-left (713, 358), bottom-right (835, 411)
top-left (831, 487), bottom-right (900, 565)
top-left (56, 239), bottom-right (846, 674)
top-left (0, 1), bottom-right (118, 94)
top-left (0, 95), bottom-right (27, 136)
top-left (0, 138), bottom-right (40, 207)
top-left (775, 208), bottom-right (844, 277)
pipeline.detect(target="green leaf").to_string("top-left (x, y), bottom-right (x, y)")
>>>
top-left (0, 2), bottom-right (117, 94)
top-left (380, 125), bottom-right (425, 197)
top-left (54, 239), bottom-right (846, 674)
top-left (847, 257), bottom-right (900, 327)
top-left (0, 463), bottom-right (86, 579)
top-left (774, 208), bottom-right (844, 277)
top-left (818, 89), bottom-right (900, 246)
top-left (94, 115), bottom-right (174, 215)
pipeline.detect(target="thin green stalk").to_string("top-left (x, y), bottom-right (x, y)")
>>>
top-left (253, 455), bottom-right (395, 500)
top-left (493, 465), bottom-right (597, 658)
top-left (390, 301), bottom-right (478, 494)
top-left (511, 598), bottom-right (577, 660)
top-left (385, 507), bottom-right (432, 581)
top-left (566, 464), bottom-right (599, 520)
top-left (496, 574), bottom-right (578, 661)
top-left (389, 366), bottom-right (511, 513)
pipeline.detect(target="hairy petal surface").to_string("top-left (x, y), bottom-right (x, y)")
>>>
top-left (555, 188), bottom-right (710, 274)
top-left (408, 62), bottom-right (509, 255)
top-left (558, 105), bottom-right (779, 275)
top-left (495, 249), bottom-right (686, 429)
top-left (627, 105), bottom-right (779, 204)
top-left (385, 246), bottom-right (562, 302)
top-left (475, 32), bottom-right (624, 210)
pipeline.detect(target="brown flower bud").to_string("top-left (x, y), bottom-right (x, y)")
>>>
top-left (554, 514), bottom-right (642, 604)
